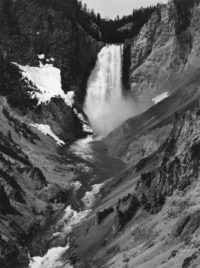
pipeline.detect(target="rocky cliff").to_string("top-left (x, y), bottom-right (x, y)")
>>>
top-left (0, 0), bottom-right (102, 143)
top-left (68, 80), bottom-right (200, 268)
top-left (126, 0), bottom-right (200, 105)
top-left (105, 0), bottom-right (200, 165)
top-left (2, 0), bottom-right (200, 267)
top-left (65, 1), bottom-right (200, 267)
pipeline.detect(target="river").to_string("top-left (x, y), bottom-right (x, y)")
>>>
top-left (27, 44), bottom-right (136, 268)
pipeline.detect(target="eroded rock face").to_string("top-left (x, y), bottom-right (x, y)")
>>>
top-left (128, 0), bottom-right (200, 105)
top-left (136, 106), bottom-right (200, 213)
top-left (30, 97), bottom-right (84, 143)
top-left (0, 99), bottom-right (83, 266)
top-left (0, 233), bottom-right (28, 268)
top-left (113, 195), bottom-right (140, 232)
top-left (96, 194), bottom-right (140, 232)
top-left (95, 207), bottom-right (114, 225)
top-left (99, 104), bottom-right (200, 235)
top-left (0, 185), bottom-right (11, 214)
top-left (173, 211), bottom-right (200, 241)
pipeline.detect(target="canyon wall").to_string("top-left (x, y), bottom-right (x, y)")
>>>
top-left (124, 0), bottom-right (200, 105)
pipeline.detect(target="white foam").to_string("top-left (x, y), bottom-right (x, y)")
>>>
top-left (29, 244), bottom-right (72, 268)
top-left (69, 136), bottom-right (94, 161)
top-left (29, 194), bottom-right (95, 267)
top-left (152, 92), bottom-right (170, 104)
top-left (83, 124), bottom-right (93, 133)
top-left (29, 206), bottom-right (91, 267)
top-left (84, 45), bottom-right (137, 136)
top-left (72, 181), bottom-right (82, 191)
top-left (13, 62), bottom-right (75, 107)
top-left (82, 183), bottom-right (104, 208)
top-left (62, 206), bottom-right (91, 233)
top-left (51, 205), bottom-right (91, 240)
top-left (73, 108), bottom-right (93, 133)
top-left (31, 124), bottom-right (65, 145)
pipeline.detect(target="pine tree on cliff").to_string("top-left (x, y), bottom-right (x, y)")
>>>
top-left (97, 13), bottom-right (101, 26)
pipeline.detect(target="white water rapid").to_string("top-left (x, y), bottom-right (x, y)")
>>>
top-left (84, 44), bottom-right (136, 136)
top-left (28, 44), bottom-right (133, 268)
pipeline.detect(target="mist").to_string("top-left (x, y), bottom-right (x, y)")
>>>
top-left (84, 45), bottom-right (138, 136)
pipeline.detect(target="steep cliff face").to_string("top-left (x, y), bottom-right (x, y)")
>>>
top-left (0, 0), bottom-right (101, 95)
top-left (136, 105), bottom-right (200, 213)
top-left (128, 0), bottom-right (200, 105)
top-left (0, 0), bottom-right (102, 143)
top-left (0, 97), bottom-right (88, 267)
top-left (69, 102), bottom-right (200, 268)
top-left (105, 0), bottom-right (200, 165)
top-left (65, 3), bottom-right (200, 266)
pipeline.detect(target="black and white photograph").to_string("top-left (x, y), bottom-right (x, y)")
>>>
top-left (0, 0), bottom-right (200, 267)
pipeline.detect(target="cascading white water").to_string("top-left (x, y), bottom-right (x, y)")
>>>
top-left (84, 44), bottom-right (136, 136)
top-left (29, 45), bottom-right (136, 268)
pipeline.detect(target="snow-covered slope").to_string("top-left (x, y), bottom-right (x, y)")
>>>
top-left (31, 124), bottom-right (65, 145)
top-left (13, 62), bottom-right (75, 107)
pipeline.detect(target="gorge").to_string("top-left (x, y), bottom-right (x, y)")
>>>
top-left (1, 0), bottom-right (200, 268)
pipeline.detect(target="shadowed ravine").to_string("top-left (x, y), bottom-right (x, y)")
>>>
top-left (2, 1), bottom-right (200, 267)
top-left (26, 44), bottom-right (135, 268)
top-left (27, 138), bottom-right (126, 268)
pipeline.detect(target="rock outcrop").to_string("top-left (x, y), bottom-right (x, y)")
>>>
top-left (0, 0), bottom-right (103, 143)
top-left (136, 106), bottom-right (200, 213)
top-left (127, 0), bottom-right (200, 105)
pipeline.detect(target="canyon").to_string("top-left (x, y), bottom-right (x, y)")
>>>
top-left (1, 0), bottom-right (200, 268)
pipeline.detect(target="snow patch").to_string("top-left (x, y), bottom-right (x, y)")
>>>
top-left (13, 62), bottom-right (75, 107)
top-left (73, 108), bottom-right (86, 123)
top-left (73, 108), bottom-right (93, 133)
top-left (46, 57), bottom-right (55, 63)
top-left (82, 183), bottom-right (104, 208)
top-left (31, 124), bottom-right (65, 146)
top-left (38, 54), bottom-right (45, 60)
top-left (152, 92), bottom-right (170, 104)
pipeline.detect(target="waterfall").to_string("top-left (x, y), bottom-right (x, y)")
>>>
top-left (84, 44), bottom-right (136, 136)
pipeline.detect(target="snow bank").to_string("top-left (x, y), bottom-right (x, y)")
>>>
top-left (152, 92), bottom-right (170, 104)
top-left (13, 62), bottom-right (75, 107)
top-left (31, 124), bottom-right (65, 146)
